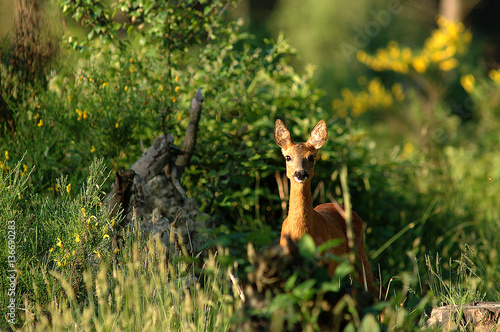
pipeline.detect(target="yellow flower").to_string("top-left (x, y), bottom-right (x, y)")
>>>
top-left (102, 82), bottom-right (108, 87)
top-left (94, 251), bottom-right (102, 259)
top-left (115, 122), bottom-right (119, 128)
top-left (438, 58), bottom-right (458, 71)
top-left (89, 78), bottom-right (93, 82)
top-left (1, 161), bottom-right (10, 172)
top-left (402, 142), bottom-right (414, 158)
top-left (174, 86), bottom-right (180, 93)
top-left (54, 259), bottom-right (61, 266)
top-left (83, 110), bottom-right (88, 119)
top-left (114, 248), bottom-right (120, 254)
top-left (357, 50), bottom-right (368, 63)
top-left (66, 184), bottom-right (71, 195)
top-left (91, 145), bottom-right (96, 153)
top-left (171, 96), bottom-right (176, 103)
top-left (76, 108), bottom-right (83, 121)
top-left (124, 86), bottom-right (129, 92)
top-left (49, 247), bottom-right (54, 253)
top-left (56, 237), bottom-right (62, 247)
top-left (489, 69), bottom-right (500, 82)
top-left (5, 151), bottom-right (9, 160)
top-left (111, 219), bottom-right (116, 227)
top-left (412, 57), bottom-right (428, 74)
top-left (175, 76), bottom-right (179, 82)
top-left (81, 207), bottom-right (86, 216)
top-left (401, 47), bottom-right (412, 62)
top-left (37, 119), bottom-right (44, 127)
top-left (103, 234), bottom-right (109, 239)
top-left (23, 164), bottom-right (28, 173)
top-left (129, 65), bottom-right (135, 73)
top-left (75, 233), bottom-right (81, 243)
top-left (460, 74), bottom-right (475, 93)
top-left (72, 250), bottom-right (76, 256)
top-left (68, 94), bottom-right (73, 102)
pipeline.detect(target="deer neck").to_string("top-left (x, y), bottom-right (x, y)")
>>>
top-left (288, 180), bottom-right (315, 231)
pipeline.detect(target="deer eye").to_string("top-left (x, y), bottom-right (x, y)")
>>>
top-left (285, 156), bottom-right (292, 162)
top-left (307, 155), bottom-right (315, 163)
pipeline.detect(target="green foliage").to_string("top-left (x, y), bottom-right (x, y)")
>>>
top-left (0, 159), bottom-right (115, 330)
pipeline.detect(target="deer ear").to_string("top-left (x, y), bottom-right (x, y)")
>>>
top-left (307, 120), bottom-right (327, 150)
top-left (274, 119), bottom-right (294, 150)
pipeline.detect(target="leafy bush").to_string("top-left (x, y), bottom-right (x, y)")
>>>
top-left (0, 159), bottom-right (117, 329)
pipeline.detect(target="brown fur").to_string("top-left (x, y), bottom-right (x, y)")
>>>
top-left (275, 119), bottom-right (382, 299)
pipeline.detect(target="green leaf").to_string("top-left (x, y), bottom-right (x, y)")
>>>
top-left (332, 261), bottom-right (353, 279)
top-left (359, 314), bottom-right (380, 332)
top-left (343, 322), bottom-right (356, 332)
top-left (291, 279), bottom-right (316, 300)
top-left (317, 238), bottom-right (344, 254)
top-left (298, 234), bottom-right (316, 258)
top-left (319, 280), bottom-right (341, 293)
top-left (284, 272), bottom-right (298, 292)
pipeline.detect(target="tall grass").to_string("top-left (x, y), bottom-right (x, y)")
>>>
top-left (19, 237), bottom-right (239, 331)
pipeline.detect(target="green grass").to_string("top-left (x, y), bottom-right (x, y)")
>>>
top-left (19, 238), bottom-right (239, 331)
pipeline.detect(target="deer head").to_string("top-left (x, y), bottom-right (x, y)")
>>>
top-left (274, 119), bottom-right (328, 184)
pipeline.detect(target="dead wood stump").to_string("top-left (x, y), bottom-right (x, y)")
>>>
top-left (106, 89), bottom-right (209, 255)
top-left (427, 302), bottom-right (500, 331)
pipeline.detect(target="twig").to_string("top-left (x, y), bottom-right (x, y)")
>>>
top-left (185, 219), bottom-right (193, 254)
top-left (170, 164), bottom-right (187, 197)
top-left (175, 88), bottom-right (203, 178)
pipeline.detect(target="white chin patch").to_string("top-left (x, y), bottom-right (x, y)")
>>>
top-left (293, 176), bottom-right (307, 184)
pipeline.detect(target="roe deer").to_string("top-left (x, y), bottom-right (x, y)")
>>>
top-left (274, 119), bottom-right (382, 299)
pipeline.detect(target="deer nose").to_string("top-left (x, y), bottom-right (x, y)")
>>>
top-left (293, 170), bottom-right (309, 182)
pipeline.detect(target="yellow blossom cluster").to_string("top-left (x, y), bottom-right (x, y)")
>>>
top-left (0, 161), bottom-right (10, 172)
top-left (75, 108), bottom-right (89, 121)
top-left (333, 78), bottom-right (402, 117)
top-left (489, 69), bottom-right (500, 83)
top-left (460, 74), bottom-right (475, 93)
top-left (21, 164), bottom-right (28, 177)
top-left (357, 16), bottom-right (472, 74)
top-left (0, 151), bottom-right (10, 172)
